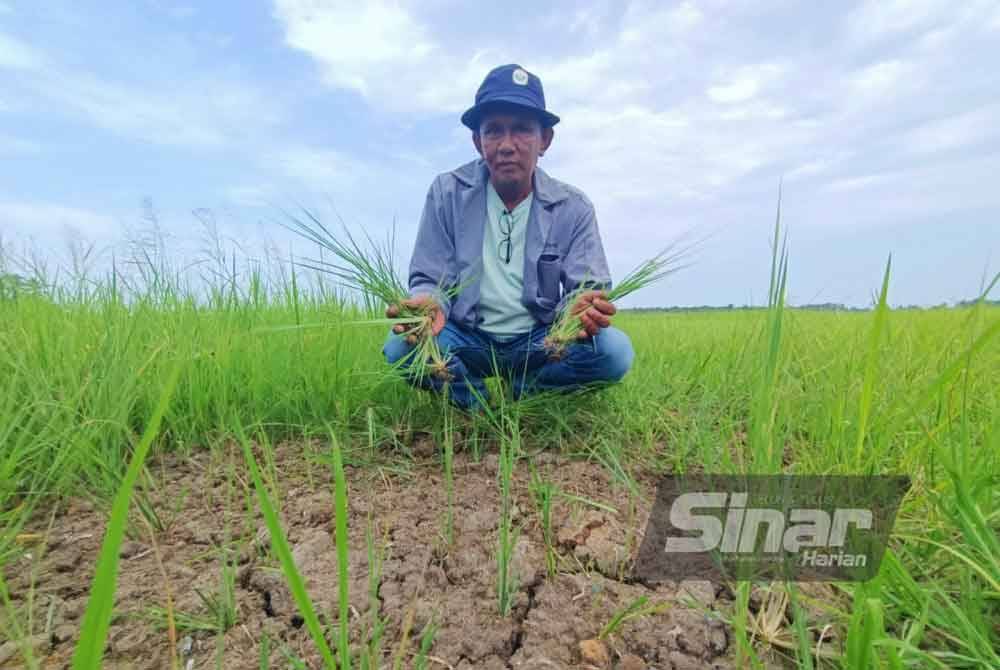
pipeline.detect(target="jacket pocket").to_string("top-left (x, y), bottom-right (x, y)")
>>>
top-left (537, 253), bottom-right (561, 303)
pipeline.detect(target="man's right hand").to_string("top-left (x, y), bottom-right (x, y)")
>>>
top-left (386, 295), bottom-right (445, 345)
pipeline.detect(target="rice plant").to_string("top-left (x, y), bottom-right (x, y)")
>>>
top-left (142, 583), bottom-right (235, 635)
top-left (440, 390), bottom-right (456, 547)
top-left (359, 517), bottom-right (387, 670)
top-left (0, 569), bottom-right (41, 669)
top-left (2, 197), bottom-right (999, 669)
top-left (598, 595), bottom-right (669, 640)
top-left (413, 616), bottom-right (439, 670)
top-left (528, 468), bottom-right (557, 578)
top-left (496, 413), bottom-right (520, 617)
top-left (328, 426), bottom-right (352, 670)
top-left (543, 240), bottom-right (694, 359)
top-left (236, 423), bottom-right (337, 670)
top-left (281, 208), bottom-right (460, 380)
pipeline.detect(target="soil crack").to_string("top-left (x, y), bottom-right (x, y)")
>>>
top-left (505, 578), bottom-right (541, 668)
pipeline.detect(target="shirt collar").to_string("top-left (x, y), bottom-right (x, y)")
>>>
top-left (487, 180), bottom-right (532, 215)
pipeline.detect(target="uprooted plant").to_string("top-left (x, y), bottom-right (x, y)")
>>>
top-left (282, 208), bottom-right (459, 381)
top-left (543, 240), bottom-right (696, 360)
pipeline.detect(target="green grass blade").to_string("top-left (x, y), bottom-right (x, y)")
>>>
top-left (855, 255), bottom-right (892, 467)
top-left (71, 361), bottom-right (183, 670)
top-left (328, 426), bottom-right (352, 670)
top-left (237, 424), bottom-right (337, 669)
top-left (785, 582), bottom-right (814, 670)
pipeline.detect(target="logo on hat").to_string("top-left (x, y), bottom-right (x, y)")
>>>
top-left (512, 68), bottom-right (529, 85)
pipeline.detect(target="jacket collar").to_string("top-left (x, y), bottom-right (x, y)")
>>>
top-left (450, 158), bottom-right (568, 207)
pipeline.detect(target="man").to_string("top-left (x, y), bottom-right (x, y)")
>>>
top-left (383, 64), bottom-right (633, 409)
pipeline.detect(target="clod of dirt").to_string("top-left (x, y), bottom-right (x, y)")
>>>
top-left (558, 511), bottom-right (630, 577)
top-left (483, 453), bottom-right (500, 473)
top-left (511, 536), bottom-right (544, 588)
top-left (678, 580), bottom-right (717, 607)
top-left (0, 634), bottom-right (48, 665)
top-left (410, 431), bottom-right (437, 458)
top-left (658, 609), bottom-right (729, 658)
top-left (617, 652), bottom-right (646, 670)
top-left (51, 624), bottom-right (76, 645)
top-left (529, 451), bottom-right (562, 466)
top-left (579, 638), bottom-right (611, 667)
top-left (668, 649), bottom-right (707, 670)
top-left (119, 540), bottom-right (146, 559)
top-left (461, 507), bottom-right (496, 534)
top-left (456, 655), bottom-right (506, 670)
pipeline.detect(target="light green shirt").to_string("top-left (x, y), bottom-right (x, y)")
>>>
top-left (479, 182), bottom-right (537, 338)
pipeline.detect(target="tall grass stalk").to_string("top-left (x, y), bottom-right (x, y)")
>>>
top-left (733, 189), bottom-right (787, 669)
top-left (854, 255), bottom-right (892, 468)
top-left (748, 188), bottom-right (789, 473)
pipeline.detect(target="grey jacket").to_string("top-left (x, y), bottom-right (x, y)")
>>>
top-left (408, 158), bottom-right (612, 329)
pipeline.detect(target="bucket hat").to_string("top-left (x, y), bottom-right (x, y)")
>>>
top-left (460, 64), bottom-right (560, 131)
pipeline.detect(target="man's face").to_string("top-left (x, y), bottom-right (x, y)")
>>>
top-left (473, 106), bottom-right (554, 192)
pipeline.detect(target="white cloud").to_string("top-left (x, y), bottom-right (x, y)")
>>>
top-left (846, 0), bottom-right (952, 43)
top-left (826, 172), bottom-right (900, 192)
top-left (902, 106), bottom-right (1000, 154)
top-left (989, 6), bottom-right (1000, 30)
top-left (275, 147), bottom-right (359, 188)
top-left (715, 101), bottom-right (787, 121)
top-left (2, 37), bottom-right (284, 148)
top-left (0, 32), bottom-right (42, 69)
top-left (0, 201), bottom-right (118, 237)
top-left (785, 152), bottom-right (851, 181)
top-left (786, 160), bottom-right (831, 180)
top-left (708, 77), bottom-right (759, 104)
top-left (272, 1), bottom-right (698, 117)
top-left (276, 0), bottom-right (510, 116)
top-left (817, 154), bottom-right (1000, 223)
top-left (620, 1), bottom-right (703, 44)
top-left (542, 50), bottom-right (650, 107)
top-left (274, 1), bottom-right (437, 99)
top-left (548, 98), bottom-right (792, 208)
top-left (847, 59), bottom-right (912, 99)
top-left (707, 64), bottom-right (784, 104)
top-left (566, 6), bottom-right (606, 37)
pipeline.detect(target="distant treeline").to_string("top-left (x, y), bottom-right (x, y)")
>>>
top-left (623, 300), bottom-right (1000, 313)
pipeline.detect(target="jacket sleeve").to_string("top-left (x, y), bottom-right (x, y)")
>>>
top-left (408, 177), bottom-right (456, 320)
top-left (556, 198), bottom-right (613, 313)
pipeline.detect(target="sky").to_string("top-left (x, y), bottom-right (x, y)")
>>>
top-left (1, 0), bottom-right (998, 307)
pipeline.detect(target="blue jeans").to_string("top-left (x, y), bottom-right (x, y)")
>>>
top-left (382, 321), bottom-right (634, 409)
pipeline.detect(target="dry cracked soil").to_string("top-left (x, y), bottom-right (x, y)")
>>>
top-left (2, 437), bottom-right (755, 669)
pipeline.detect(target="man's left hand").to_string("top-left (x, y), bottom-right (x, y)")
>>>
top-left (571, 290), bottom-right (617, 340)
